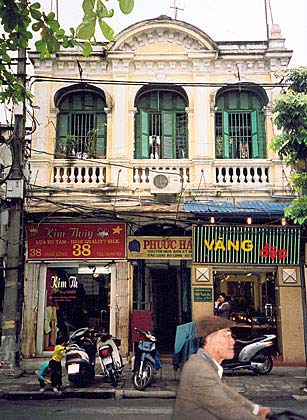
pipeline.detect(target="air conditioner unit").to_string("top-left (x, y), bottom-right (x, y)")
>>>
top-left (150, 173), bottom-right (182, 194)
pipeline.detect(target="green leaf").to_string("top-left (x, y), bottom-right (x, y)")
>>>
top-left (35, 39), bottom-right (47, 52)
top-left (76, 18), bottom-right (97, 40)
top-left (32, 22), bottom-right (42, 31)
top-left (97, 0), bottom-right (114, 18)
top-left (83, 41), bottom-right (93, 57)
top-left (82, 0), bottom-right (95, 13)
top-left (98, 18), bottom-right (114, 40)
top-left (30, 8), bottom-right (42, 20)
top-left (118, 0), bottom-right (134, 14)
top-left (31, 2), bottom-right (41, 9)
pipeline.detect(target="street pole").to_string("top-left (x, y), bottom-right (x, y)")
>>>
top-left (0, 40), bottom-right (26, 371)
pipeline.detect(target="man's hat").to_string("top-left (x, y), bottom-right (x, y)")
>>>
top-left (195, 315), bottom-right (235, 338)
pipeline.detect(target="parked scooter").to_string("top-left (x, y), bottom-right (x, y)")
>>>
top-left (222, 333), bottom-right (277, 374)
top-left (96, 333), bottom-right (123, 387)
top-left (65, 327), bottom-right (96, 386)
top-left (131, 327), bottom-right (162, 391)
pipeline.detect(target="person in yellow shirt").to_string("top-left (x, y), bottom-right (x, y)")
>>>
top-left (48, 336), bottom-right (66, 394)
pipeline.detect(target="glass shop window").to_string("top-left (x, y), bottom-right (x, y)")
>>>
top-left (44, 267), bottom-right (110, 351)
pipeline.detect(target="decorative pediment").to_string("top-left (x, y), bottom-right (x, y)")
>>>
top-left (111, 16), bottom-right (217, 53)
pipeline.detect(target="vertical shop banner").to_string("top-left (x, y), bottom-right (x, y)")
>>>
top-left (27, 223), bottom-right (126, 260)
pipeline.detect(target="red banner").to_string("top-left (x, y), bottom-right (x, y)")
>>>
top-left (26, 223), bottom-right (126, 260)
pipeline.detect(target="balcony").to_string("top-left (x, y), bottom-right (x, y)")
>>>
top-left (48, 158), bottom-right (288, 196)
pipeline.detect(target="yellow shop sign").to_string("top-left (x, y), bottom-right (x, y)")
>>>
top-left (127, 236), bottom-right (192, 259)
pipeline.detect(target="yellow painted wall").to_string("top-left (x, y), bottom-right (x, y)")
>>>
top-left (277, 267), bottom-right (306, 363)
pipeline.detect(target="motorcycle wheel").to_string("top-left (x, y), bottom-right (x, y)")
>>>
top-left (107, 366), bottom-right (118, 387)
top-left (132, 361), bottom-right (154, 391)
top-left (256, 355), bottom-right (273, 375)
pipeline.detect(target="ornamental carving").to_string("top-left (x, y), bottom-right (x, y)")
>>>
top-left (117, 28), bottom-right (210, 52)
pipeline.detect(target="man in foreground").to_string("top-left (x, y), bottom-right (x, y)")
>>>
top-left (173, 316), bottom-right (271, 420)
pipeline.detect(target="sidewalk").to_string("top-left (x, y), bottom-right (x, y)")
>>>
top-left (0, 358), bottom-right (306, 401)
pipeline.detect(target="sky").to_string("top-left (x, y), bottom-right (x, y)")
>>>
top-left (40, 0), bottom-right (307, 67)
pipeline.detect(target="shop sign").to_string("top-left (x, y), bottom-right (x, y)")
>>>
top-left (49, 274), bottom-right (79, 302)
top-left (193, 225), bottom-right (300, 265)
top-left (193, 287), bottom-right (212, 302)
top-left (127, 236), bottom-right (192, 259)
top-left (26, 223), bottom-right (126, 260)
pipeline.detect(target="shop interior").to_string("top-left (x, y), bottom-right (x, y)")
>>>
top-left (44, 265), bottom-right (111, 350)
top-left (214, 269), bottom-right (277, 338)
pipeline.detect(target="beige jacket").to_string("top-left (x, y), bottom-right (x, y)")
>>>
top-left (173, 349), bottom-right (260, 420)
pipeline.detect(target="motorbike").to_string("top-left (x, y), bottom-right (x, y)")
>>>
top-left (65, 327), bottom-right (96, 386)
top-left (96, 333), bottom-right (123, 387)
top-left (267, 411), bottom-right (307, 420)
top-left (222, 333), bottom-right (277, 375)
top-left (131, 327), bottom-right (162, 391)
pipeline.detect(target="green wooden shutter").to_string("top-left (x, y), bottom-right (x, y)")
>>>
top-left (135, 110), bottom-right (149, 158)
top-left (251, 110), bottom-right (259, 158)
top-left (162, 111), bottom-right (175, 158)
top-left (56, 113), bottom-right (69, 157)
top-left (96, 113), bottom-right (106, 158)
top-left (222, 111), bottom-right (230, 158)
top-left (257, 111), bottom-right (266, 158)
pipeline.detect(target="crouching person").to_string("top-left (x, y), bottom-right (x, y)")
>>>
top-left (48, 335), bottom-right (66, 394)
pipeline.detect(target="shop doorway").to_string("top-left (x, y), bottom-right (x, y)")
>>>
top-left (132, 261), bottom-right (191, 353)
top-left (151, 266), bottom-right (179, 353)
top-left (214, 269), bottom-right (277, 339)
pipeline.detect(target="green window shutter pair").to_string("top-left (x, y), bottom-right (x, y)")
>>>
top-left (135, 110), bottom-right (175, 159)
top-left (221, 110), bottom-right (266, 159)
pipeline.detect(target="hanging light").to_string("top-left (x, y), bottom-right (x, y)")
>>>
top-left (210, 217), bottom-right (215, 224)
top-left (246, 217), bottom-right (252, 225)
top-left (281, 217), bottom-right (287, 226)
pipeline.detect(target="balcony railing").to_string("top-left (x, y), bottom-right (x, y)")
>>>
top-left (49, 158), bottom-right (286, 193)
top-left (53, 161), bottom-right (106, 185)
top-left (215, 160), bottom-right (270, 186)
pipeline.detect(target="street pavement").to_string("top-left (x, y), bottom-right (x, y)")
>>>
top-left (0, 357), bottom-right (307, 402)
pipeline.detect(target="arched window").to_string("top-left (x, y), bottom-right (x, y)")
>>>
top-left (215, 87), bottom-right (267, 159)
top-left (134, 88), bottom-right (188, 159)
top-left (55, 86), bottom-right (107, 159)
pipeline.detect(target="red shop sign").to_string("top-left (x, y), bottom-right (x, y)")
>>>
top-left (26, 223), bottom-right (126, 260)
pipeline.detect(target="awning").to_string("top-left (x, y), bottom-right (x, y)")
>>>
top-left (184, 201), bottom-right (289, 217)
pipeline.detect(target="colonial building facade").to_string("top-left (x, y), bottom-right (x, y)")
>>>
top-left (22, 16), bottom-right (305, 363)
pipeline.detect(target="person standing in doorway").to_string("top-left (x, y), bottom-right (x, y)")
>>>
top-left (215, 293), bottom-right (231, 319)
top-left (173, 316), bottom-right (271, 420)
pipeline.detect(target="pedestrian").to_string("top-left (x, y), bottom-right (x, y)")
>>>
top-left (36, 360), bottom-right (51, 392)
top-left (173, 315), bottom-right (271, 420)
top-left (215, 292), bottom-right (231, 319)
top-left (48, 335), bottom-right (66, 394)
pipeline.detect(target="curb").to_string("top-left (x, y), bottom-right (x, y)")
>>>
top-left (0, 388), bottom-right (177, 400)
top-left (0, 389), bottom-right (116, 400)
top-left (121, 389), bottom-right (176, 399)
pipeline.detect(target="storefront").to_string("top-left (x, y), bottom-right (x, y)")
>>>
top-left (191, 224), bottom-right (306, 363)
top-left (24, 222), bottom-right (129, 357)
top-left (128, 235), bottom-right (192, 352)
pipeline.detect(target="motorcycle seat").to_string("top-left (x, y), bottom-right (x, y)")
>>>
top-left (236, 336), bottom-right (266, 344)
